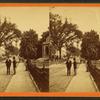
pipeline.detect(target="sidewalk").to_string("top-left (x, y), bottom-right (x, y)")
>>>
top-left (65, 63), bottom-right (99, 92)
top-left (0, 62), bottom-right (13, 92)
top-left (5, 62), bottom-right (37, 92)
top-left (50, 63), bottom-right (74, 92)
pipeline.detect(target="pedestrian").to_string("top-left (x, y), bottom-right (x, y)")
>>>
top-left (5, 56), bottom-right (11, 75)
top-left (13, 56), bottom-right (17, 75)
top-left (73, 58), bottom-right (77, 75)
top-left (66, 59), bottom-right (72, 76)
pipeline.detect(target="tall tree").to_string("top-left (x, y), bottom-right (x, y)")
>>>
top-left (0, 18), bottom-right (21, 47)
top-left (81, 30), bottom-right (99, 61)
top-left (67, 45), bottom-right (81, 57)
top-left (50, 13), bottom-right (82, 59)
top-left (5, 44), bottom-right (19, 56)
top-left (19, 29), bottom-right (38, 60)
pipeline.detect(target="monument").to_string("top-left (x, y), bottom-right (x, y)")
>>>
top-left (42, 35), bottom-right (50, 58)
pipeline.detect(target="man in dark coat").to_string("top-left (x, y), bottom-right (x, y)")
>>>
top-left (13, 56), bottom-right (17, 75)
top-left (5, 57), bottom-right (11, 75)
top-left (66, 59), bottom-right (72, 76)
top-left (73, 58), bottom-right (77, 75)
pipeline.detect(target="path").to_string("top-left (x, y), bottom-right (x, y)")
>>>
top-left (65, 63), bottom-right (98, 92)
top-left (0, 62), bottom-right (13, 92)
top-left (49, 62), bottom-right (75, 92)
top-left (5, 62), bottom-right (38, 92)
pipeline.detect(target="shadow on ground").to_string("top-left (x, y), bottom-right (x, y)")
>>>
top-left (28, 64), bottom-right (49, 92)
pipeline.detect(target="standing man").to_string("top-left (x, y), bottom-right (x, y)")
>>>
top-left (66, 58), bottom-right (72, 76)
top-left (73, 58), bottom-right (77, 75)
top-left (5, 56), bottom-right (11, 75)
top-left (13, 56), bottom-right (17, 75)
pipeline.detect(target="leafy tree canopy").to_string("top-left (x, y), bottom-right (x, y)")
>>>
top-left (81, 30), bottom-right (99, 60)
top-left (50, 13), bottom-right (83, 58)
top-left (19, 29), bottom-right (38, 59)
top-left (0, 17), bottom-right (21, 47)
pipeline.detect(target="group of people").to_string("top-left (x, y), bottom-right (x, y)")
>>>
top-left (51, 55), bottom-right (59, 61)
top-left (66, 58), bottom-right (77, 76)
top-left (5, 56), bottom-right (17, 75)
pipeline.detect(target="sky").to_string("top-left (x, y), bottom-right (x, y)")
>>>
top-left (51, 7), bottom-right (100, 55)
top-left (51, 7), bottom-right (100, 34)
top-left (0, 6), bottom-right (100, 55)
top-left (0, 7), bottom-right (100, 39)
top-left (0, 7), bottom-right (49, 39)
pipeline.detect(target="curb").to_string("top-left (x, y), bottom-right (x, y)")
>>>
top-left (89, 73), bottom-right (99, 92)
top-left (28, 71), bottom-right (40, 92)
top-left (64, 64), bottom-right (80, 92)
top-left (4, 75), bottom-right (14, 92)
top-left (4, 63), bottom-right (20, 92)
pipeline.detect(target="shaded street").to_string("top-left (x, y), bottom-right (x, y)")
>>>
top-left (5, 62), bottom-right (38, 92)
top-left (50, 62), bottom-right (99, 92)
top-left (65, 63), bottom-right (99, 92)
top-left (49, 62), bottom-right (74, 92)
top-left (0, 62), bottom-right (13, 92)
top-left (0, 61), bottom-right (38, 92)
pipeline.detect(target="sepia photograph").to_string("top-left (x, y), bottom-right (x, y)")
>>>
top-left (0, 4), bottom-right (100, 95)
top-left (0, 7), bottom-right (49, 92)
top-left (49, 7), bottom-right (100, 92)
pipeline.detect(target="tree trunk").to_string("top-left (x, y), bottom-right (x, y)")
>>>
top-left (26, 59), bottom-right (31, 71)
top-left (59, 48), bottom-right (62, 59)
top-left (87, 60), bottom-right (91, 72)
